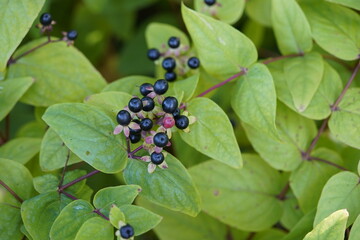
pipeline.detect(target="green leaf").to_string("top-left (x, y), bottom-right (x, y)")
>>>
top-left (194, 0), bottom-right (245, 24)
top-left (0, 77), bottom-right (33, 121)
top-left (84, 91), bottom-right (132, 117)
top-left (231, 63), bottom-right (278, 139)
top-left (245, 0), bottom-right (272, 27)
top-left (268, 59), bottom-right (342, 120)
top-left (284, 53), bottom-right (324, 113)
top-left (123, 153), bottom-right (201, 217)
top-left (314, 171), bottom-right (360, 226)
top-left (119, 204), bottom-right (162, 236)
top-left (102, 75), bottom-right (155, 96)
top-left (145, 23), bottom-right (190, 50)
top-left (304, 209), bottom-right (348, 240)
top-left (281, 192), bottom-right (304, 230)
top-left (109, 205), bottom-right (125, 228)
top-left (21, 191), bottom-right (72, 240)
top-left (182, 4), bottom-right (257, 79)
top-left (16, 121), bottom-right (47, 138)
top-left (180, 97), bottom-right (242, 168)
top-left (290, 148), bottom-right (343, 213)
top-left (42, 103), bottom-right (127, 173)
top-left (243, 102), bottom-right (316, 171)
top-left (0, 137), bottom-right (41, 164)
top-left (282, 209), bottom-right (316, 240)
top-left (253, 229), bottom-right (286, 240)
top-left (326, 0), bottom-right (360, 10)
top-left (329, 88), bottom-right (360, 149)
top-left (271, 0), bottom-right (312, 55)
top-left (40, 128), bottom-right (82, 172)
top-left (0, 159), bottom-right (34, 240)
top-left (138, 197), bottom-right (230, 240)
top-left (93, 185), bottom-right (141, 215)
top-left (0, 0), bottom-right (45, 72)
top-left (8, 38), bottom-right (106, 106)
top-left (173, 74), bottom-right (199, 101)
top-left (75, 217), bottom-right (113, 240)
top-left (301, 1), bottom-right (360, 60)
top-left (50, 200), bottom-right (96, 240)
top-left (189, 154), bottom-right (283, 231)
top-left (349, 214), bottom-right (360, 240)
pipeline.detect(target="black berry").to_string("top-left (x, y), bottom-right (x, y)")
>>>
top-left (175, 115), bottom-right (189, 129)
top-left (67, 30), bottom-right (78, 40)
top-left (147, 48), bottom-right (161, 61)
top-left (204, 0), bottom-right (216, 6)
top-left (168, 36), bottom-right (180, 49)
top-left (120, 224), bottom-right (135, 239)
top-left (129, 120), bottom-right (141, 135)
top-left (187, 57), bottom-right (200, 69)
top-left (153, 79), bottom-right (168, 95)
top-left (116, 110), bottom-right (131, 126)
top-left (40, 13), bottom-right (52, 26)
top-left (151, 152), bottom-right (165, 165)
top-left (129, 133), bottom-right (141, 144)
top-left (162, 97), bottom-right (178, 114)
top-left (128, 97), bottom-right (142, 113)
top-left (172, 108), bottom-right (181, 118)
top-left (153, 132), bottom-right (169, 147)
top-left (140, 83), bottom-right (153, 96)
top-left (142, 97), bottom-right (155, 111)
top-left (140, 118), bottom-right (153, 131)
top-left (165, 72), bottom-right (176, 82)
top-left (162, 57), bottom-right (176, 71)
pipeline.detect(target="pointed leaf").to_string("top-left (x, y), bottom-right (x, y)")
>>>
top-left (75, 217), bottom-right (113, 240)
top-left (42, 103), bottom-right (127, 173)
top-left (180, 97), bottom-right (242, 168)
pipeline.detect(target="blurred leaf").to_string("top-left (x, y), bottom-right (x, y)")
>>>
top-left (301, 1), bottom-right (360, 60)
top-left (123, 153), bottom-right (201, 217)
top-left (0, 77), bottom-right (33, 121)
top-left (182, 4), bottom-right (257, 79)
top-left (16, 121), bottom-right (46, 138)
top-left (281, 192), bottom-right (304, 230)
top-left (271, 0), bottom-right (312, 55)
top-left (0, 137), bottom-right (41, 164)
top-left (282, 209), bottom-right (316, 240)
top-left (0, 0), bottom-right (45, 73)
top-left (326, 0), bottom-right (360, 10)
top-left (349, 214), bottom-right (360, 240)
top-left (245, 0), bottom-right (272, 27)
top-left (304, 209), bottom-right (348, 240)
top-left (189, 154), bottom-right (284, 231)
top-left (180, 98), bottom-right (242, 168)
top-left (8, 39), bottom-right (106, 106)
top-left (43, 103), bottom-right (127, 173)
top-left (102, 76), bottom-right (155, 95)
top-left (329, 88), bottom-right (360, 149)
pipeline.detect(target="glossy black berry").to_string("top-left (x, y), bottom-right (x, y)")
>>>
top-left (129, 120), bottom-right (141, 135)
top-left (187, 57), bottom-right (200, 69)
top-left (120, 224), bottom-right (135, 239)
top-left (204, 0), bottom-right (216, 6)
top-left (172, 108), bottom-right (181, 118)
top-left (142, 97), bottom-right (155, 111)
top-left (67, 30), bottom-right (78, 40)
top-left (147, 48), bottom-right (161, 61)
top-left (128, 97), bottom-right (142, 113)
top-left (140, 83), bottom-right (153, 96)
top-left (168, 36), bottom-right (180, 49)
top-left (162, 97), bottom-right (178, 114)
top-left (164, 72), bottom-right (176, 82)
top-left (129, 133), bottom-right (141, 144)
top-left (162, 57), bottom-right (176, 71)
top-left (153, 132), bottom-right (169, 147)
top-left (116, 110), bottom-right (131, 126)
top-left (40, 13), bottom-right (52, 26)
top-left (153, 79), bottom-right (168, 95)
top-left (175, 115), bottom-right (189, 129)
top-left (140, 118), bottom-right (153, 131)
top-left (151, 152), bottom-right (164, 165)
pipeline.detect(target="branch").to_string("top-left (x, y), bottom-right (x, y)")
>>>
top-left (0, 179), bottom-right (23, 203)
top-left (58, 150), bottom-right (70, 188)
top-left (58, 170), bottom-right (100, 192)
top-left (276, 182), bottom-right (290, 201)
top-left (303, 117), bottom-right (330, 159)
top-left (196, 70), bottom-right (246, 97)
top-left (308, 156), bottom-right (348, 171)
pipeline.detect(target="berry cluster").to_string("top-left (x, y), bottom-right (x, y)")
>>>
top-left (113, 79), bottom-right (196, 173)
top-left (38, 12), bottom-right (78, 45)
top-left (147, 36), bottom-right (200, 82)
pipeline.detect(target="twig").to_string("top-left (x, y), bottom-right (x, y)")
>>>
top-left (276, 182), bottom-right (290, 201)
top-left (303, 117), bottom-right (330, 159)
top-left (196, 70), bottom-right (246, 97)
top-left (61, 191), bottom-right (78, 201)
top-left (0, 179), bottom-right (23, 203)
top-left (262, 53), bottom-right (303, 65)
top-left (308, 156), bottom-right (348, 171)
top-left (58, 150), bottom-right (70, 187)
top-left (58, 170), bottom-right (100, 191)
top-left (93, 209), bottom-right (110, 221)
top-left (128, 145), bottom-right (143, 157)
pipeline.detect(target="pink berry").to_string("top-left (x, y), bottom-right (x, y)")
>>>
top-left (163, 116), bottom-right (175, 128)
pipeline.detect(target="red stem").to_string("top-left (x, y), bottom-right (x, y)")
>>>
top-left (309, 156), bottom-right (348, 171)
top-left (0, 179), bottom-right (23, 203)
top-left (262, 53), bottom-right (303, 65)
top-left (58, 170), bottom-right (100, 191)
